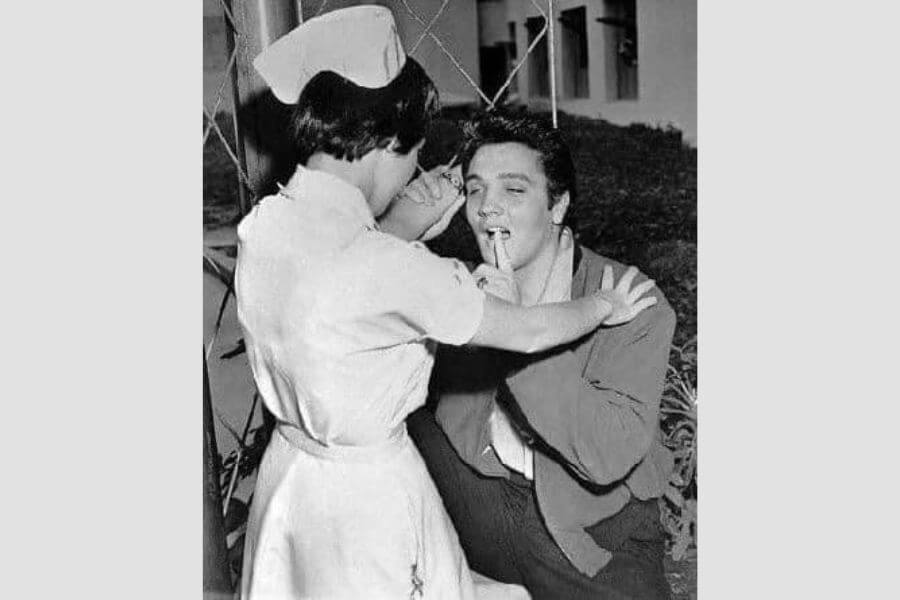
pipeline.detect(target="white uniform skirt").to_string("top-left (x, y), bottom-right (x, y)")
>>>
top-left (240, 424), bottom-right (527, 600)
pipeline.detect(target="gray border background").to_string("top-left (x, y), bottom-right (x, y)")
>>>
top-left (3, 1), bottom-right (899, 598)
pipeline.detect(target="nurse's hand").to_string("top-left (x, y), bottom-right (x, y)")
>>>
top-left (402, 164), bottom-right (462, 206)
top-left (378, 165), bottom-right (464, 242)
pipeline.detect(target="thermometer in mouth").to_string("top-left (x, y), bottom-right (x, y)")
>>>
top-left (486, 226), bottom-right (510, 239)
top-left (487, 228), bottom-right (512, 273)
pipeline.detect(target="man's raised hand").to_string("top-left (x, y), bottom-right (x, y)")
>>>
top-left (594, 265), bottom-right (657, 326)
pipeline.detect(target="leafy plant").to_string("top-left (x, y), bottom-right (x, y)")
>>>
top-left (204, 246), bottom-right (268, 582)
top-left (216, 394), bottom-right (274, 580)
top-left (204, 113), bottom-right (243, 229)
top-left (660, 337), bottom-right (697, 560)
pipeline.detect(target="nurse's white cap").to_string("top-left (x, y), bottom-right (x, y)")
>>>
top-left (253, 5), bottom-right (407, 105)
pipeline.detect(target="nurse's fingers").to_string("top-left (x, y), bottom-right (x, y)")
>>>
top-left (401, 180), bottom-right (435, 206)
top-left (421, 171), bottom-right (442, 199)
top-left (439, 167), bottom-right (464, 197)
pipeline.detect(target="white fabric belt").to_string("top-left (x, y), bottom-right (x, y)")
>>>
top-left (276, 423), bottom-right (409, 463)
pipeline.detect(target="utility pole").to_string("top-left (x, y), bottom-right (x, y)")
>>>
top-left (225, 0), bottom-right (301, 213)
top-left (203, 350), bottom-right (233, 596)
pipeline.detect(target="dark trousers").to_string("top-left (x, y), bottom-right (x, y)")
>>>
top-left (408, 408), bottom-right (671, 600)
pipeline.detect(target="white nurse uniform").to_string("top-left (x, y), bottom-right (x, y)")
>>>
top-left (235, 166), bottom-right (527, 600)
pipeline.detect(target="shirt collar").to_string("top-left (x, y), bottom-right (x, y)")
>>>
top-left (536, 227), bottom-right (575, 304)
top-left (279, 164), bottom-right (377, 230)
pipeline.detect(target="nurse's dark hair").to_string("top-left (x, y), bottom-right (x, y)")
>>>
top-left (290, 58), bottom-right (439, 164)
top-left (459, 111), bottom-right (577, 209)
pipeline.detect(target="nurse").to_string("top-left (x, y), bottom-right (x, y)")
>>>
top-left (236, 6), bottom-right (657, 599)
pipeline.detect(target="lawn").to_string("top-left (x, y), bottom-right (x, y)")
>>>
top-left (203, 107), bottom-right (697, 598)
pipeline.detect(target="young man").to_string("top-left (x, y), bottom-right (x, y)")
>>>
top-left (409, 112), bottom-right (677, 599)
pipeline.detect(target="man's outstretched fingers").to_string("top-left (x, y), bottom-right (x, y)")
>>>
top-left (632, 296), bottom-right (658, 314)
top-left (601, 265), bottom-right (614, 291)
top-left (627, 279), bottom-right (656, 303)
top-left (616, 266), bottom-right (639, 293)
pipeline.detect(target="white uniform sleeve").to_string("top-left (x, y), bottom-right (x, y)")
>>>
top-left (344, 238), bottom-right (486, 347)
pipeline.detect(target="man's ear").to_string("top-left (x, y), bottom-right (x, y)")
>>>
top-left (550, 191), bottom-right (570, 226)
top-left (385, 136), bottom-right (402, 153)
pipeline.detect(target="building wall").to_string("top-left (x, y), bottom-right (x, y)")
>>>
top-left (203, 0), bottom-right (231, 112)
top-left (506, 0), bottom-right (696, 144)
top-left (478, 0), bottom-right (509, 47)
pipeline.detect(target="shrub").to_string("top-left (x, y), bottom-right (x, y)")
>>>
top-left (660, 337), bottom-right (698, 559)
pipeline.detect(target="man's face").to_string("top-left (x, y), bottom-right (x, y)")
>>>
top-left (464, 142), bottom-right (568, 271)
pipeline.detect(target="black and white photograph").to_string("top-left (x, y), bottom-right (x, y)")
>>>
top-left (203, 1), bottom-right (696, 598)
top-left (8, 1), bottom-right (900, 599)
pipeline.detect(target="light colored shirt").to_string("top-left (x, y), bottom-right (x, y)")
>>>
top-left (235, 165), bottom-right (485, 447)
top-left (488, 228), bottom-right (575, 479)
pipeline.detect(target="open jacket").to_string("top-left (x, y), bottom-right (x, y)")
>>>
top-left (432, 244), bottom-right (676, 576)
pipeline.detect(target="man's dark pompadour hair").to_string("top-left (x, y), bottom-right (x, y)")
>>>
top-left (459, 111), bottom-right (577, 209)
top-left (289, 58), bottom-right (439, 164)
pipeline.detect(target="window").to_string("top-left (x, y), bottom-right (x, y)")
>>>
top-left (526, 16), bottom-right (550, 98)
top-left (478, 5), bottom-right (520, 102)
top-left (599, 0), bottom-right (638, 100)
top-left (506, 21), bottom-right (518, 95)
top-left (560, 7), bottom-right (589, 98)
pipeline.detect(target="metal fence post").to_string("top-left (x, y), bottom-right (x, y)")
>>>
top-left (203, 349), bottom-right (233, 595)
top-left (228, 0), bottom-right (301, 212)
top-left (548, 0), bottom-right (558, 128)
top-left (221, 0), bottom-right (251, 216)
